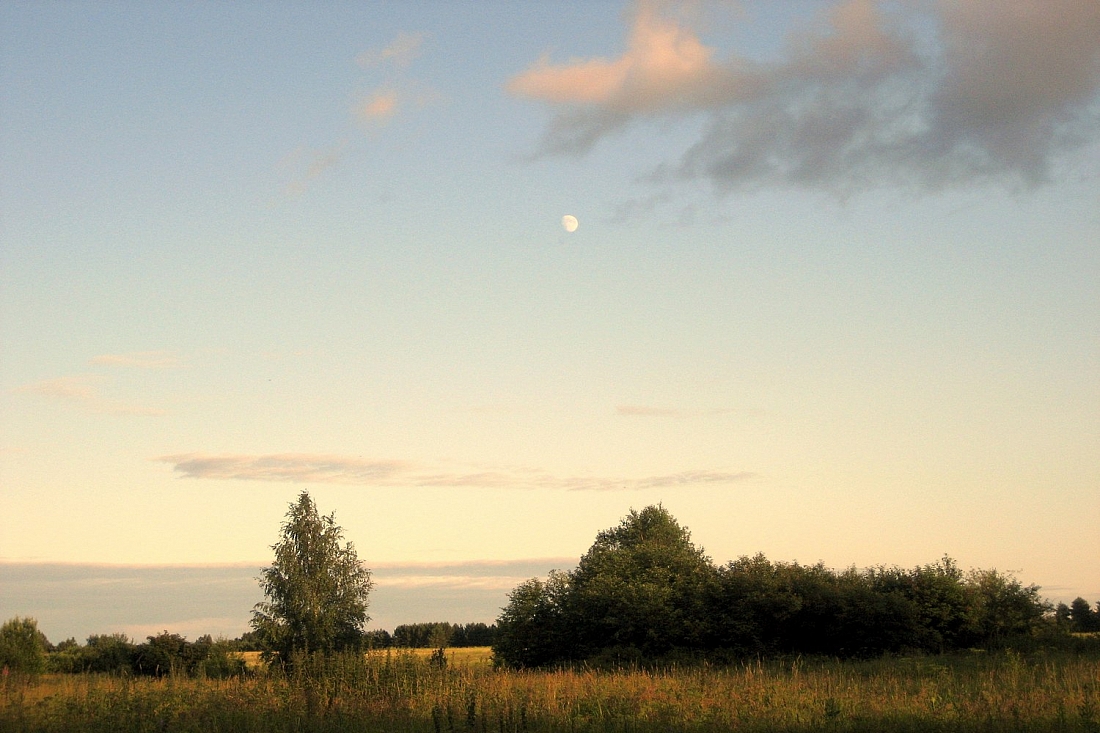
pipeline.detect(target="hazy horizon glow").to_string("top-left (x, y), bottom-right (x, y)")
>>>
top-left (2, 1), bottom-right (1098, 639)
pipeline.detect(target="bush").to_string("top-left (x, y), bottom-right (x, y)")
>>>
top-left (494, 506), bottom-right (1062, 668)
top-left (133, 631), bottom-right (190, 677)
top-left (80, 633), bottom-right (135, 674)
top-left (197, 640), bottom-right (248, 678)
top-left (0, 617), bottom-right (48, 675)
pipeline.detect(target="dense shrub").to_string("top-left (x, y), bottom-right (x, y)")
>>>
top-left (0, 617), bottom-right (48, 675)
top-left (38, 631), bottom-right (246, 678)
top-left (494, 506), bottom-right (1055, 668)
top-left (80, 633), bottom-right (137, 674)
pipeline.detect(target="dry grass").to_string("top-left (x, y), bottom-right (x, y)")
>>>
top-left (4, 649), bottom-right (1099, 732)
top-left (236, 646), bottom-right (494, 669)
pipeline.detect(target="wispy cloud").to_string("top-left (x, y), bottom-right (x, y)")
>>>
top-left (90, 351), bottom-right (182, 369)
top-left (156, 453), bottom-right (754, 491)
top-left (279, 30), bottom-right (433, 194)
top-left (158, 454), bottom-right (409, 484)
top-left (373, 575), bottom-right (529, 591)
top-left (354, 85), bottom-right (441, 128)
top-left (357, 32), bottom-right (426, 69)
top-left (617, 405), bottom-right (682, 417)
top-left (18, 375), bottom-right (101, 401)
top-left (280, 141), bottom-right (348, 196)
top-left (16, 375), bottom-right (166, 417)
top-left (356, 90), bottom-right (398, 124)
top-left (617, 404), bottom-right (761, 419)
top-left (509, 0), bottom-right (1100, 191)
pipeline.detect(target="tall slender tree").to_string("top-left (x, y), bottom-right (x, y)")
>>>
top-left (251, 491), bottom-right (373, 663)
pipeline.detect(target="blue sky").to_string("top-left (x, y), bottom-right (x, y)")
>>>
top-left (2, 0), bottom-right (1098, 644)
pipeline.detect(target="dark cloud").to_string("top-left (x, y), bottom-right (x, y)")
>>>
top-left (0, 559), bottom-right (577, 641)
top-left (510, 0), bottom-right (1100, 191)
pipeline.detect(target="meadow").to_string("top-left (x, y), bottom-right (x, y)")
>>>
top-left (3, 647), bottom-right (1099, 732)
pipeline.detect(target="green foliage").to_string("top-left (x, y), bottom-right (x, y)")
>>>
top-left (494, 506), bottom-right (1057, 668)
top-left (391, 622), bottom-right (498, 648)
top-left (81, 633), bottom-right (136, 674)
top-left (393, 622), bottom-right (453, 648)
top-left (0, 617), bottom-right (48, 675)
top-left (45, 632), bottom-right (246, 678)
top-left (133, 631), bottom-right (190, 677)
top-left (493, 571), bottom-right (573, 668)
top-left (964, 569), bottom-right (1049, 641)
top-left (448, 622), bottom-right (495, 647)
top-left (1070, 597), bottom-right (1100, 632)
top-left (7, 648), bottom-right (1100, 732)
top-left (569, 505), bottom-right (716, 658)
top-left (252, 491), bottom-right (374, 664)
top-left (364, 629), bottom-right (393, 648)
top-left (195, 637), bottom-right (249, 678)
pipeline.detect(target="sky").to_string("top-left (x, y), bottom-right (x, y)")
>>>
top-left (1, 0), bottom-right (1098, 644)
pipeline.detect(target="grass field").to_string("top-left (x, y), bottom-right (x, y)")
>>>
top-left (4, 648), bottom-right (1099, 732)
top-left (238, 646), bottom-right (494, 669)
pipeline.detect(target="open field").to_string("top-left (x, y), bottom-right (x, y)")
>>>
top-left (4, 648), bottom-right (1100, 732)
top-left (237, 646), bottom-right (494, 670)
top-left (397, 646), bottom-right (494, 667)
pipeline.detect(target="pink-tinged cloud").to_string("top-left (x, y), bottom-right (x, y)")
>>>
top-left (90, 351), bottom-right (182, 369)
top-left (357, 90), bottom-right (398, 123)
top-left (17, 376), bottom-right (102, 401)
top-left (616, 405), bottom-right (762, 419)
top-left (357, 32), bottom-right (426, 69)
top-left (510, 0), bottom-right (1100, 190)
top-left (281, 142), bottom-right (347, 195)
top-left (617, 405), bottom-right (682, 417)
top-left (508, 5), bottom-right (733, 114)
top-left (156, 453), bottom-right (754, 491)
top-left (16, 376), bottom-right (167, 417)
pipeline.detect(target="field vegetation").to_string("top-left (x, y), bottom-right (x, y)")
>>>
top-left (3, 645), bottom-right (1100, 732)
top-left (4, 497), bottom-right (1099, 731)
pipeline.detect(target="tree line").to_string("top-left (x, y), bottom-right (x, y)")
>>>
top-left (1056, 597), bottom-right (1100, 633)
top-left (492, 505), bottom-right (1089, 668)
top-left (0, 619), bottom-right (499, 678)
top-left (369, 622), bottom-right (497, 649)
top-left (0, 621), bottom-right (248, 678)
top-left (3, 494), bottom-right (1095, 676)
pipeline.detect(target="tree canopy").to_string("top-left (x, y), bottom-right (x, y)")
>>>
top-left (493, 506), bottom-right (1051, 668)
top-left (0, 617), bottom-right (48, 675)
top-left (251, 491), bottom-right (373, 662)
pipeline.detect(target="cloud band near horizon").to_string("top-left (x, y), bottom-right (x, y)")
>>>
top-left (155, 453), bottom-right (754, 491)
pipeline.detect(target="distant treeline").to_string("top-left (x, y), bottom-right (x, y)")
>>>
top-left (0, 618), bottom-right (499, 677)
top-left (0, 621), bottom-right (247, 678)
top-left (365, 622), bottom-right (497, 649)
top-left (493, 505), bottom-right (1098, 668)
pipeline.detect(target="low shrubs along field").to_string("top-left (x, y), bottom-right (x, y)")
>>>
top-left (3, 648), bottom-right (1100, 732)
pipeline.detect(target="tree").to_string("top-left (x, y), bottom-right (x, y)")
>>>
top-left (133, 631), bottom-right (189, 677)
top-left (1069, 597), bottom-right (1100, 632)
top-left (568, 505), bottom-right (716, 659)
top-left (81, 633), bottom-right (135, 674)
top-left (964, 569), bottom-right (1048, 642)
top-left (251, 491), bottom-right (373, 663)
top-left (0, 617), bottom-right (48, 675)
top-left (494, 506), bottom-right (716, 667)
top-left (493, 571), bottom-right (572, 668)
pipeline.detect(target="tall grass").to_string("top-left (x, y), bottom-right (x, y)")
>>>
top-left (3, 648), bottom-right (1099, 732)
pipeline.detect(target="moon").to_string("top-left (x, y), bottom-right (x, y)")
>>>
top-left (561, 215), bottom-right (579, 233)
